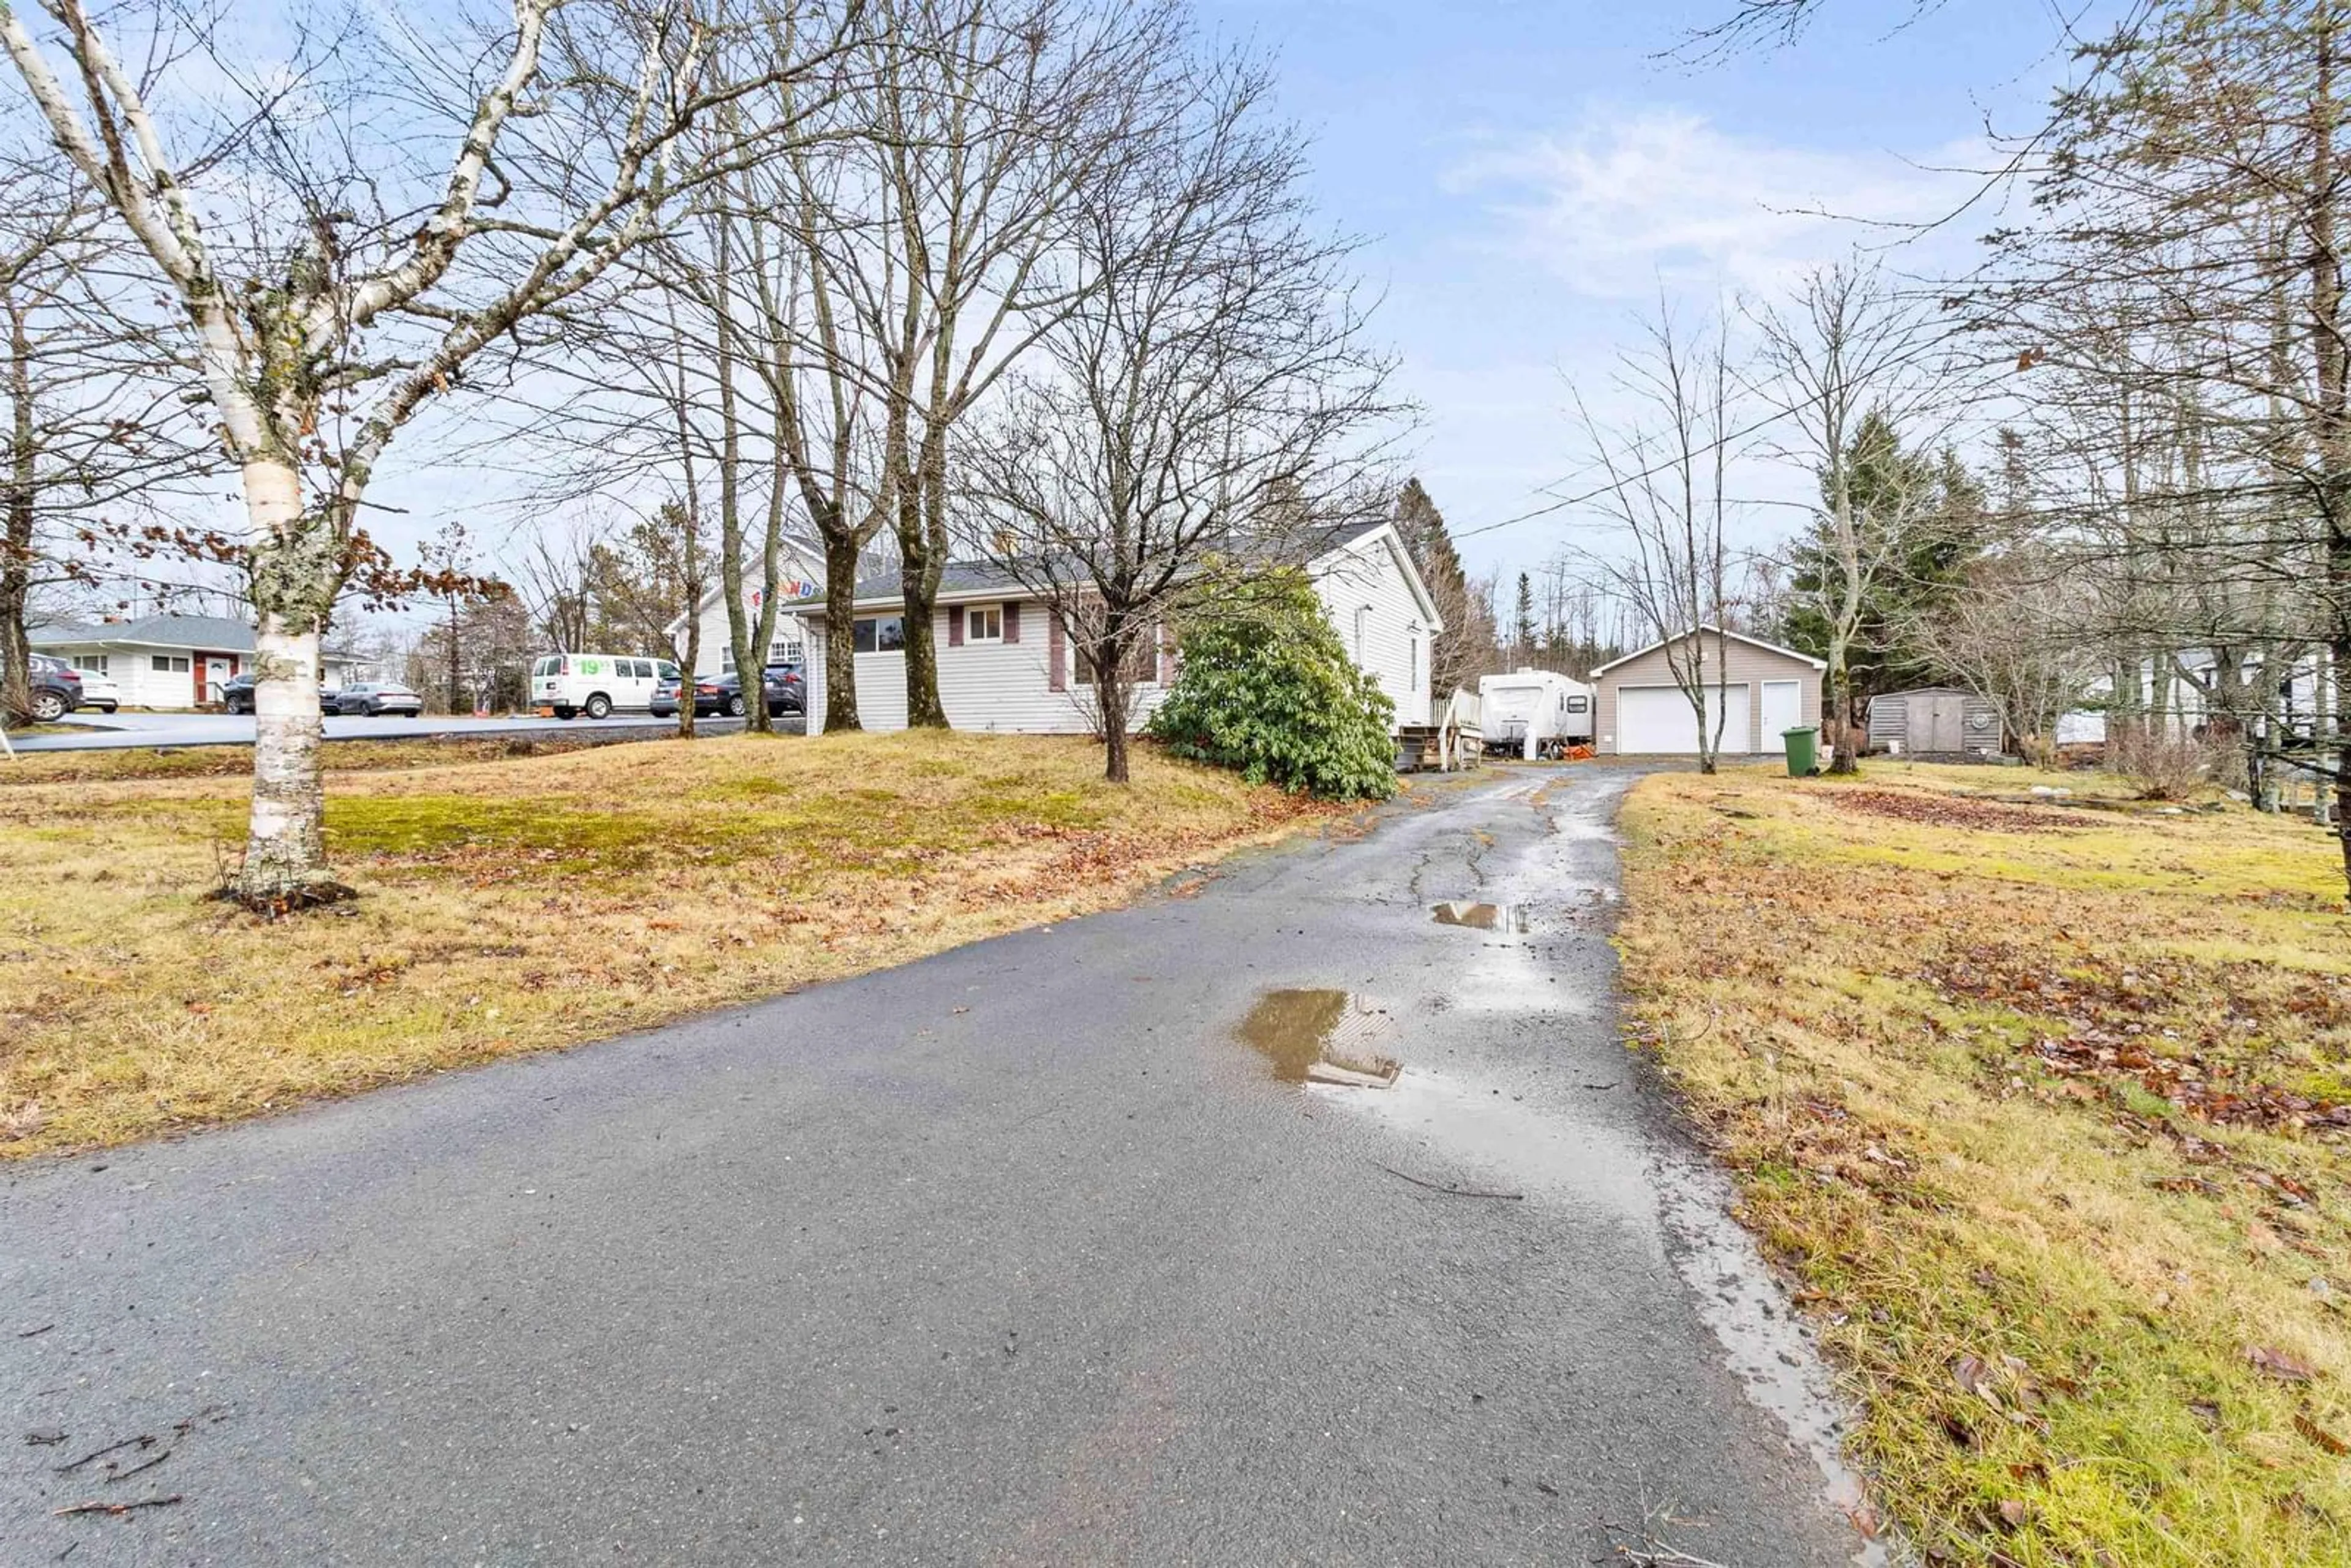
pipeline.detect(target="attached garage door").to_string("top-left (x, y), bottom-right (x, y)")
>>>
top-left (1615, 683), bottom-right (1751, 754)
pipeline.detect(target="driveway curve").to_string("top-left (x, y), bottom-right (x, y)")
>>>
top-left (1, 765), bottom-right (1876, 1566)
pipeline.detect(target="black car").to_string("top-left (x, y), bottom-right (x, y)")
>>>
top-left (324, 681), bottom-right (424, 718)
top-left (9, 651), bottom-right (82, 722)
top-left (223, 673), bottom-right (347, 715)
top-left (681, 664), bottom-right (803, 718)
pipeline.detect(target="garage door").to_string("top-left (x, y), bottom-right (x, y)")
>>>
top-left (1615, 683), bottom-right (1751, 754)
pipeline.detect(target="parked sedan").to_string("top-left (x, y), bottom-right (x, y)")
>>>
top-left (324, 681), bottom-right (424, 718)
top-left (693, 664), bottom-right (804, 718)
top-left (222, 673), bottom-right (341, 716)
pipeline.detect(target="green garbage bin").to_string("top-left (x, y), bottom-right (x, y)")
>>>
top-left (1781, 726), bottom-right (1818, 778)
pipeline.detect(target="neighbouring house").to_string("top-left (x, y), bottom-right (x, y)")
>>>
top-left (1591, 626), bottom-right (1825, 756)
top-left (786, 519), bottom-right (1443, 736)
top-left (29, 614), bottom-right (363, 710)
top-left (2058, 650), bottom-right (2327, 748)
top-left (1866, 686), bottom-right (2004, 756)
top-left (666, 546), bottom-right (827, 677)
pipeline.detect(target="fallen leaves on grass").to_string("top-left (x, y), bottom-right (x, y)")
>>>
top-left (2295, 1412), bottom-right (2350, 1455)
top-left (1619, 763), bottom-right (2351, 1567)
top-left (1827, 787), bottom-right (2094, 834)
top-left (2249, 1346), bottom-right (2320, 1382)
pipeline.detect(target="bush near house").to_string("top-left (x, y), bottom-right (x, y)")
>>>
top-left (1147, 568), bottom-right (1397, 801)
top-left (1621, 763), bottom-right (2351, 1568)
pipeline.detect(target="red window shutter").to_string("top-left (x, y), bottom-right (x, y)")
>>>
top-left (948, 606), bottom-right (964, 647)
top-left (1048, 615), bottom-right (1065, 691)
top-left (1003, 602), bottom-right (1021, 643)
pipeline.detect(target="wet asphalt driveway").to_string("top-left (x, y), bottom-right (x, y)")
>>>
top-left (1, 764), bottom-right (1874, 1566)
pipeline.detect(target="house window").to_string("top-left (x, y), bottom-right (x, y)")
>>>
top-left (966, 604), bottom-right (1004, 644)
top-left (1074, 629), bottom-right (1158, 686)
top-left (73, 655), bottom-right (108, 675)
top-left (768, 637), bottom-right (803, 664)
top-left (853, 615), bottom-right (906, 654)
top-left (151, 655), bottom-right (190, 673)
top-left (1408, 632), bottom-right (1420, 693)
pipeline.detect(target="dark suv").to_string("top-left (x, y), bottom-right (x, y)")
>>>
top-left (6, 651), bottom-right (82, 722)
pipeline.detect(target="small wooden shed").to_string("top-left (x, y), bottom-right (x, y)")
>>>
top-left (1865, 686), bottom-right (2003, 756)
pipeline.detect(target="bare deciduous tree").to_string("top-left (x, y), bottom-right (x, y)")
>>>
top-left (1570, 301), bottom-right (1742, 774)
top-left (957, 47), bottom-right (1400, 782)
top-left (1752, 257), bottom-right (1954, 772)
top-left (0, 0), bottom-right (859, 903)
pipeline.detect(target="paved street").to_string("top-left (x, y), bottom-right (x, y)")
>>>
top-left (1, 768), bottom-right (1875, 1566)
top-left (7, 710), bottom-right (779, 752)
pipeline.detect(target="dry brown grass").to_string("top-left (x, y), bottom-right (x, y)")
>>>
top-left (1620, 760), bottom-right (2351, 1567)
top-left (0, 730), bottom-right (1335, 1157)
top-left (0, 727), bottom-right (640, 785)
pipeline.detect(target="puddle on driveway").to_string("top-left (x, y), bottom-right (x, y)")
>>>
top-left (1430, 901), bottom-right (1526, 932)
top-left (1236, 989), bottom-right (1400, 1087)
top-left (1333, 1067), bottom-right (1655, 1217)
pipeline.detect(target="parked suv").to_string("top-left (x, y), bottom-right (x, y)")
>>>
top-left (4, 651), bottom-right (83, 722)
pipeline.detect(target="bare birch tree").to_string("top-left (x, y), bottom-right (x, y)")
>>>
top-left (0, 0), bottom-right (860, 905)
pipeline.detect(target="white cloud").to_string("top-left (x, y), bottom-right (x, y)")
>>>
top-left (1443, 107), bottom-right (1988, 301)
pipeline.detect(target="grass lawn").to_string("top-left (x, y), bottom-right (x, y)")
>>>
top-left (1620, 761), bottom-right (2351, 1567)
top-left (0, 730), bottom-right (1333, 1158)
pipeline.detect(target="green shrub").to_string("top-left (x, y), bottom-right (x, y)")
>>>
top-left (1147, 568), bottom-right (1397, 800)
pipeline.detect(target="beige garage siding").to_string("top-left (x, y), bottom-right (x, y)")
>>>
top-left (1597, 634), bottom-right (1823, 755)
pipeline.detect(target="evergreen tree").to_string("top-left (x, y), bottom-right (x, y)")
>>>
top-left (1782, 413), bottom-right (1985, 710)
top-left (1512, 572), bottom-right (1536, 661)
top-left (1393, 477), bottom-right (1499, 696)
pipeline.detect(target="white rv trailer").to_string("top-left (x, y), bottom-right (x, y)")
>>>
top-left (1477, 669), bottom-right (1593, 759)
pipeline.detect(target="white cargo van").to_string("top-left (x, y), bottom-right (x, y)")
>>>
top-left (530, 653), bottom-right (678, 719)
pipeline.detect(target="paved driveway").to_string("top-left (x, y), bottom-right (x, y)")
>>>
top-left (8, 711), bottom-right (781, 751)
top-left (0, 767), bottom-right (1875, 1566)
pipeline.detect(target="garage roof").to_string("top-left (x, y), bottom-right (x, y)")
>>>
top-left (1590, 624), bottom-right (1828, 678)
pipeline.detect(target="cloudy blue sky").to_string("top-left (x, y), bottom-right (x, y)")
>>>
top-left (176, 0), bottom-right (2107, 617)
top-left (1190, 0), bottom-right (2102, 580)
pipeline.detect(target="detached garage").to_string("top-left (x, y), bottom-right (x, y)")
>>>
top-left (1593, 626), bottom-right (1826, 756)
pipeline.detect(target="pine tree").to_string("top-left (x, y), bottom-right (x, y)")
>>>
top-left (1392, 477), bottom-right (1499, 697)
top-left (1782, 413), bottom-right (1984, 713)
top-left (1512, 572), bottom-right (1536, 661)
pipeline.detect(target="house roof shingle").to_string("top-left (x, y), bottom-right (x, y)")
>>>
top-left (783, 519), bottom-right (1395, 613)
top-left (31, 613), bottom-right (361, 659)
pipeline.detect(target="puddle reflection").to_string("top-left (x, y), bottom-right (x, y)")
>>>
top-left (1431, 901), bottom-right (1527, 932)
top-left (1235, 989), bottom-right (1399, 1087)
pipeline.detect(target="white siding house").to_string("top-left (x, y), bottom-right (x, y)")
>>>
top-left (668, 545), bottom-right (827, 677)
top-left (794, 521), bottom-right (1442, 736)
top-left (31, 614), bottom-right (361, 710)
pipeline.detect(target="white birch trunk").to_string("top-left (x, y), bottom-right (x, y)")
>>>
top-left (236, 456), bottom-right (332, 897)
